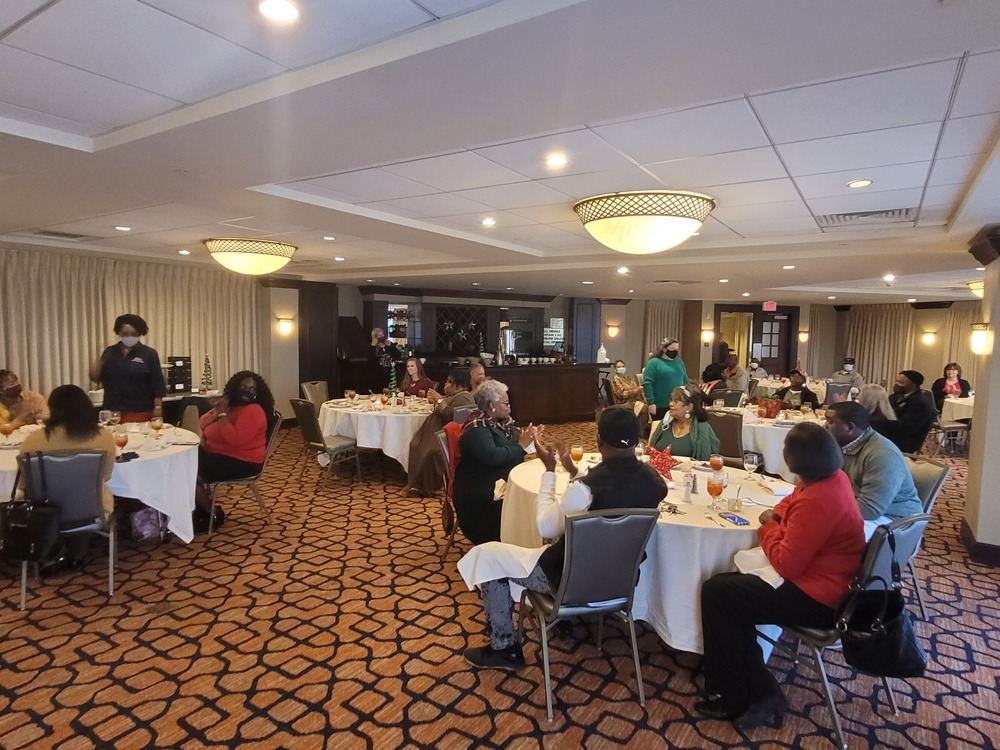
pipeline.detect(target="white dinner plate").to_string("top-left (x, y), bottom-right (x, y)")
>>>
top-left (0, 443), bottom-right (20, 450)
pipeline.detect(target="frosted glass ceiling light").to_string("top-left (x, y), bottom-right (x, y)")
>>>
top-left (573, 191), bottom-right (715, 255)
top-left (203, 238), bottom-right (296, 275)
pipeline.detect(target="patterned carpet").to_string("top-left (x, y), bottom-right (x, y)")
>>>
top-left (0, 422), bottom-right (997, 750)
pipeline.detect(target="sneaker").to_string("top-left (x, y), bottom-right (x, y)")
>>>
top-left (464, 643), bottom-right (525, 671)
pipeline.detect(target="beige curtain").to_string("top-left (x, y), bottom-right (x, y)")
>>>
top-left (843, 304), bottom-right (915, 387)
top-left (643, 300), bottom-right (684, 360)
top-left (0, 248), bottom-right (262, 396)
top-left (944, 300), bottom-right (983, 387)
top-left (805, 305), bottom-right (826, 378)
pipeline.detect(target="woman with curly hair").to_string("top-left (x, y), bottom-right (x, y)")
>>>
top-left (194, 370), bottom-right (276, 531)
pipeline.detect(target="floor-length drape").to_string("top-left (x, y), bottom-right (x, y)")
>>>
top-left (944, 300), bottom-right (983, 387)
top-left (643, 300), bottom-right (684, 362)
top-left (805, 306), bottom-right (827, 379)
top-left (0, 248), bottom-right (262, 396)
top-left (843, 304), bottom-right (914, 388)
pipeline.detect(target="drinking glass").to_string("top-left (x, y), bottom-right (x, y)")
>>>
top-left (713, 398), bottom-right (725, 409)
top-left (814, 407), bottom-right (825, 421)
top-left (380, 394), bottom-right (390, 406)
top-left (418, 389), bottom-right (426, 399)
top-left (98, 409), bottom-right (112, 427)
top-left (800, 403), bottom-right (812, 417)
top-left (344, 389), bottom-right (351, 400)
top-left (709, 453), bottom-right (724, 472)
top-left (113, 428), bottom-right (129, 455)
top-left (707, 470), bottom-right (728, 511)
top-left (0, 422), bottom-right (14, 445)
top-left (742, 450), bottom-right (761, 480)
top-left (109, 411), bottom-right (121, 426)
top-left (570, 445), bottom-right (584, 463)
top-left (150, 417), bottom-right (164, 439)
top-left (139, 421), bottom-right (151, 437)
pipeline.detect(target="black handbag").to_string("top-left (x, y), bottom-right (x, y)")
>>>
top-left (1, 453), bottom-right (62, 563)
top-left (835, 529), bottom-right (926, 678)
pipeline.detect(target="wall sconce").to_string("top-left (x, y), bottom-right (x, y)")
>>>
top-left (277, 318), bottom-right (294, 335)
top-left (921, 331), bottom-right (936, 345)
top-left (701, 330), bottom-right (715, 347)
top-left (798, 331), bottom-right (809, 343)
top-left (607, 324), bottom-right (620, 338)
top-left (970, 323), bottom-right (991, 355)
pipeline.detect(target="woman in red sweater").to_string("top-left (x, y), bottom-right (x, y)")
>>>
top-left (194, 370), bottom-right (275, 531)
top-left (697, 422), bottom-right (865, 730)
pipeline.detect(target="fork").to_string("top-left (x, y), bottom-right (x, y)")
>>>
top-left (704, 512), bottom-right (726, 527)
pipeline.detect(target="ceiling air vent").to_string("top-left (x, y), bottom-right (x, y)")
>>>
top-left (650, 279), bottom-right (698, 285)
top-left (816, 208), bottom-right (917, 231)
top-left (30, 230), bottom-right (95, 241)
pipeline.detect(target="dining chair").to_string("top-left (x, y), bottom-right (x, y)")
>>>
top-left (438, 422), bottom-right (465, 559)
top-left (289, 398), bottom-right (360, 484)
top-left (902, 455), bottom-right (950, 618)
top-left (516, 508), bottom-right (658, 721)
top-left (757, 514), bottom-right (930, 750)
top-left (15, 451), bottom-right (113, 608)
top-left (928, 414), bottom-right (970, 458)
top-left (179, 404), bottom-right (203, 439)
top-left (748, 378), bottom-right (761, 398)
top-left (452, 406), bottom-right (474, 425)
top-left (712, 389), bottom-right (744, 407)
top-left (824, 383), bottom-right (854, 404)
top-left (300, 380), bottom-right (329, 404)
top-left (705, 411), bottom-right (744, 468)
top-left (206, 411), bottom-right (283, 536)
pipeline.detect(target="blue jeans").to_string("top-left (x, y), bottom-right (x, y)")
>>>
top-left (480, 565), bottom-right (554, 649)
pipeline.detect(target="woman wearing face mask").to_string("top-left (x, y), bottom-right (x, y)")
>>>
top-left (371, 327), bottom-right (403, 392)
top-left (0, 370), bottom-right (48, 428)
top-left (642, 337), bottom-right (688, 419)
top-left (194, 370), bottom-right (276, 532)
top-left (611, 360), bottom-right (648, 430)
top-left (89, 313), bottom-right (166, 423)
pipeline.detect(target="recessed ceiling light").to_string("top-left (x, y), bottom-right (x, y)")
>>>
top-left (782, 265), bottom-right (795, 270)
top-left (976, 266), bottom-right (986, 271)
top-left (392, 282), bottom-right (401, 286)
top-left (258, 0), bottom-right (298, 22)
top-left (828, 295), bottom-right (837, 300)
top-left (334, 256), bottom-right (346, 262)
top-left (907, 298), bottom-right (917, 303)
top-left (505, 287), bottom-right (513, 291)
top-left (366, 279), bottom-right (374, 282)
top-left (847, 179), bottom-right (873, 189)
top-left (883, 274), bottom-right (895, 283)
top-left (741, 292), bottom-right (750, 297)
top-left (582, 281), bottom-right (595, 285)
top-left (617, 266), bottom-right (629, 275)
top-left (481, 218), bottom-right (496, 227)
top-left (472, 282), bottom-right (481, 286)
top-left (719, 279), bottom-right (729, 283)
top-left (628, 289), bottom-right (634, 293)
top-left (178, 249), bottom-right (191, 255)
top-left (545, 153), bottom-right (568, 168)
top-left (115, 226), bottom-right (131, 232)
top-left (323, 236), bottom-right (336, 241)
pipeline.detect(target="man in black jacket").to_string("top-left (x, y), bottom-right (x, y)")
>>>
top-left (888, 370), bottom-right (936, 454)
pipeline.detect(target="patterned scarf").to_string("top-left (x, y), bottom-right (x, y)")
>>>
top-left (461, 408), bottom-right (518, 440)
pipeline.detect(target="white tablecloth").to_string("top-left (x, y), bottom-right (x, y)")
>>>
top-left (0, 426), bottom-right (199, 543)
top-left (501, 455), bottom-right (793, 654)
top-left (942, 396), bottom-right (974, 422)
top-left (318, 400), bottom-right (432, 471)
top-left (741, 414), bottom-right (827, 482)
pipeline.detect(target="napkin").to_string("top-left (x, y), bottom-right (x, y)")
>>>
top-left (734, 547), bottom-right (784, 589)
top-left (757, 479), bottom-right (794, 497)
top-left (647, 445), bottom-right (681, 479)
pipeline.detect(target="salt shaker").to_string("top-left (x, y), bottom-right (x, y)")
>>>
top-left (682, 473), bottom-right (694, 503)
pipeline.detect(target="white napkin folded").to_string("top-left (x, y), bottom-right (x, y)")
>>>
top-left (757, 479), bottom-right (794, 497)
top-left (734, 547), bottom-right (784, 589)
top-left (457, 541), bottom-right (547, 589)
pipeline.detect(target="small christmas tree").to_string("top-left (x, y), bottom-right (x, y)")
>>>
top-left (201, 355), bottom-right (213, 391)
top-left (388, 364), bottom-right (398, 393)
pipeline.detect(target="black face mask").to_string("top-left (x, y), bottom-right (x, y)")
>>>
top-left (238, 387), bottom-right (257, 404)
top-left (664, 350), bottom-right (678, 359)
top-left (377, 337), bottom-right (386, 344)
top-left (4, 385), bottom-right (22, 399)
top-left (892, 385), bottom-right (907, 396)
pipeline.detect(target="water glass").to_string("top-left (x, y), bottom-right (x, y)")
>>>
top-left (98, 409), bottom-right (112, 427)
top-left (713, 398), bottom-right (725, 409)
top-left (742, 450), bottom-right (761, 480)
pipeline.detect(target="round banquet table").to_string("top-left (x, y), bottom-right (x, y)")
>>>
top-left (0, 425), bottom-right (199, 543)
top-left (318, 400), bottom-right (433, 471)
top-left (500, 455), bottom-right (794, 654)
top-left (941, 396), bottom-right (974, 422)
top-left (751, 379), bottom-right (827, 405)
top-left (741, 413), bottom-right (828, 483)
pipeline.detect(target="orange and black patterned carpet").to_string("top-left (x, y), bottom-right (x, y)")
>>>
top-left (1, 424), bottom-right (997, 749)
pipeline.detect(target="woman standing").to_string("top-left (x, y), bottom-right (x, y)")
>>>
top-left (697, 423), bottom-right (864, 729)
top-left (399, 357), bottom-right (436, 396)
top-left (89, 314), bottom-right (166, 423)
top-left (452, 380), bottom-right (538, 545)
top-left (930, 362), bottom-right (971, 411)
top-left (648, 386), bottom-right (720, 460)
top-left (370, 327), bottom-right (403, 392)
top-left (406, 368), bottom-right (476, 495)
top-left (643, 337), bottom-right (687, 420)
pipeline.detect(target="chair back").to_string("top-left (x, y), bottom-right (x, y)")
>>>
top-left (263, 410), bottom-right (283, 466)
top-left (903, 455), bottom-right (950, 514)
top-left (825, 383), bottom-right (853, 404)
top-left (435, 430), bottom-right (451, 497)
top-left (17, 451), bottom-right (106, 531)
top-left (442, 421), bottom-right (463, 489)
top-left (648, 420), bottom-right (661, 439)
top-left (602, 378), bottom-right (615, 407)
top-left (748, 377), bottom-right (760, 396)
top-left (300, 380), bottom-right (329, 404)
top-left (554, 509), bottom-right (658, 612)
top-left (713, 389), bottom-right (744, 407)
top-left (706, 411), bottom-right (743, 460)
top-left (180, 404), bottom-right (203, 438)
top-left (289, 399), bottom-right (326, 450)
top-left (452, 406), bottom-right (474, 425)
top-left (855, 514), bottom-right (931, 586)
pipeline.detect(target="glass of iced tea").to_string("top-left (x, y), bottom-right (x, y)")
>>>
top-left (113, 428), bottom-right (129, 455)
top-left (0, 422), bottom-right (14, 444)
top-left (418, 389), bottom-right (426, 399)
top-left (800, 403), bottom-right (811, 417)
top-left (380, 394), bottom-right (390, 406)
top-left (570, 445), bottom-right (584, 463)
top-left (707, 470), bottom-right (728, 511)
top-left (709, 453), bottom-right (724, 472)
top-left (109, 411), bottom-right (121, 426)
top-left (150, 416), bottom-right (164, 439)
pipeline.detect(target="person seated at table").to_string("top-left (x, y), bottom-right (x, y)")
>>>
top-left (610, 360), bottom-right (643, 406)
top-left (649, 386), bottom-right (720, 460)
top-left (697, 422), bottom-right (864, 729)
top-left (829, 357), bottom-right (865, 389)
top-left (399, 357), bottom-right (436, 396)
top-left (748, 357), bottom-right (768, 379)
top-left (0, 369), bottom-right (48, 428)
top-left (700, 363), bottom-right (726, 399)
top-left (855, 383), bottom-right (907, 448)
top-left (724, 354), bottom-right (749, 393)
top-left (193, 371), bottom-right (275, 532)
top-left (775, 370), bottom-right (820, 410)
top-left (888, 370), bottom-right (937, 454)
top-left (461, 408), bottom-right (666, 670)
top-left (824, 402), bottom-right (922, 539)
top-left (452, 380), bottom-right (537, 546)
top-left (405, 368), bottom-right (476, 496)
top-left (469, 361), bottom-right (487, 392)
top-left (930, 362), bottom-right (971, 412)
top-left (18, 385), bottom-right (116, 570)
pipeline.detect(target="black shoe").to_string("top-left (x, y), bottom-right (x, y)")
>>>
top-left (192, 508), bottom-right (211, 534)
top-left (212, 506), bottom-right (225, 528)
top-left (463, 644), bottom-right (525, 671)
top-left (695, 695), bottom-right (741, 721)
top-left (734, 691), bottom-right (787, 730)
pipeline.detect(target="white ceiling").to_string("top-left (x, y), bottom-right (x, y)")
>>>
top-left (0, 0), bottom-right (998, 305)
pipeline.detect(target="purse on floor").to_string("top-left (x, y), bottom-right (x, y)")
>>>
top-left (834, 529), bottom-right (926, 678)
top-left (130, 507), bottom-right (161, 543)
top-left (0, 453), bottom-right (63, 564)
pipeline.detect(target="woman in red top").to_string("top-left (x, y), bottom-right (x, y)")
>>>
top-left (194, 370), bottom-right (275, 531)
top-left (697, 422), bottom-right (865, 730)
top-left (400, 357), bottom-right (436, 396)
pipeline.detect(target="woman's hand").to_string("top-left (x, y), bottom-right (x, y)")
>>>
top-left (758, 509), bottom-right (780, 526)
top-left (427, 387), bottom-right (442, 402)
top-left (535, 434), bottom-right (557, 472)
top-left (518, 423), bottom-right (536, 449)
top-left (648, 404), bottom-right (657, 417)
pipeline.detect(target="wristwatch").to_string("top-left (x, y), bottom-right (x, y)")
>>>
top-left (216, 412), bottom-right (227, 419)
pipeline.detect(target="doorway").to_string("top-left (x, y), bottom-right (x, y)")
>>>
top-left (714, 304), bottom-right (800, 377)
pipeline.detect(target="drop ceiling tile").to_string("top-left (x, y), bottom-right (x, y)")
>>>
top-left (506, 203), bottom-right (579, 224)
top-left (536, 166), bottom-right (663, 200)
top-left (777, 123), bottom-right (939, 175)
top-left (0, 99), bottom-right (101, 137)
top-left (297, 169), bottom-right (435, 201)
top-left (461, 181), bottom-right (570, 210)
top-left (726, 216), bottom-right (820, 237)
top-left (417, 0), bottom-right (497, 16)
top-left (647, 147), bottom-right (787, 188)
top-left (352, 201), bottom-right (423, 219)
top-left (689, 218), bottom-right (741, 240)
top-left (699, 179), bottom-right (801, 208)
top-left (751, 61), bottom-right (956, 143)
top-left (432, 211), bottom-right (537, 230)
top-left (282, 182), bottom-right (369, 204)
top-left (377, 192), bottom-right (491, 218)
top-left (806, 187), bottom-right (924, 216)
top-left (220, 218), bottom-right (313, 234)
top-left (712, 199), bottom-right (813, 223)
top-left (927, 155), bottom-right (980, 186)
top-left (592, 100), bottom-right (770, 164)
top-left (6, 0), bottom-right (285, 103)
top-left (795, 162), bottom-right (931, 200)
top-left (549, 220), bottom-right (594, 238)
top-left (951, 50), bottom-right (1000, 118)
top-left (473, 129), bottom-right (635, 179)
top-left (921, 183), bottom-right (964, 211)
top-left (0, 44), bottom-right (180, 131)
top-left (0, 1), bottom-right (53, 30)
top-left (382, 151), bottom-right (526, 191)
top-left (142, 0), bottom-right (435, 70)
top-left (937, 113), bottom-right (1000, 159)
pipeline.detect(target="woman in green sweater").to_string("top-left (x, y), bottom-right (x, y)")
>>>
top-left (643, 337), bottom-right (688, 420)
top-left (649, 386), bottom-right (721, 460)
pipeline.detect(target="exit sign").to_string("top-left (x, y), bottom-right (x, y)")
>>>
top-left (763, 300), bottom-right (777, 312)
